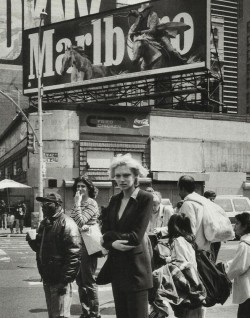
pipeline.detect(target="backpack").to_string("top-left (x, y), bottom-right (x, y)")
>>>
top-left (195, 248), bottom-right (232, 307)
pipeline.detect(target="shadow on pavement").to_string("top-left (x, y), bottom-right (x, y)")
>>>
top-left (29, 308), bottom-right (47, 313)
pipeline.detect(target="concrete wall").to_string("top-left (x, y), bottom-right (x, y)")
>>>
top-left (27, 110), bottom-right (80, 212)
top-left (150, 114), bottom-right (250, 196)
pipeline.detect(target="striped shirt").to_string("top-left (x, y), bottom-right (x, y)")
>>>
top-left (71, 197), bottom-right (99, 228)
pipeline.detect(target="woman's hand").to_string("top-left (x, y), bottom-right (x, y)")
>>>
top-left (112, 240), bottom-right (135, 251)
top-left (74, 190), bottom-right (82, 207)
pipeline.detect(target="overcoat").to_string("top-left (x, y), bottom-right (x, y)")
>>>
top-left (100, 188), bottom-right (153, 291)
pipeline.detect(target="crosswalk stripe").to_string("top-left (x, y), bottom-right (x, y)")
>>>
top-left (98, 286), bottom-right (112, 292)
top-left (0, 249), bottom-right (7, 255)
top-left (0, 257), bottom-right (10, 262)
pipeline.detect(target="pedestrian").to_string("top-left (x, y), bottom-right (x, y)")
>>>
top-left (7, 212), bottom-right (15, 234)
top-left (26, 192), bottom-right (82, 318)
top-left (147, 191), bottom-right (173, 238)
top-left (225, 212), bottom-right (250, 318)
top-left (178, 175), bottom-right (211, 252)
top-left (0, 199), bottom-right (7, 230)
top-left (99, 153), bottom-right (153, 318)
top-left (167, 213), bottom-right (204, 318)
top-left (174, 200), bottom-right (184, 213)
top-left (204, 190), bottom-right (221, 262)
top-left (177, 175), bottom-right (211, 318)
top-left (71, 176), bottom-right (101, 318)
top-left (15, 200), bottom-right (26, 234)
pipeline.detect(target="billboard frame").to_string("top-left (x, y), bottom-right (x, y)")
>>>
top-left (23, 0), bottom-right (211, 97)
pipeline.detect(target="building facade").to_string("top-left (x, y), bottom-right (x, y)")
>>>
top-left (211, 0), bottom-right (239, 113)
top-left (0, 106), bottom-right (250, 223)
top-left (238, 0), bottom-right (250, 114)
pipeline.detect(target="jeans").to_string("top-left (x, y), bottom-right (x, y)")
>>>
top-left (43, 282), bottom-right (73, 318)
top-left (0, 214), bottom-right (7, 229)
top-left (76, 242), bottom-right (99, 317)
top-left (15, 218), bottom-right (24, 233)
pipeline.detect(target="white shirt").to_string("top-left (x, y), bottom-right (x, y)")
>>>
top-left (226, 233), bottom-right (250, 304)
top-left (180, 192), bottom-right (210, 251)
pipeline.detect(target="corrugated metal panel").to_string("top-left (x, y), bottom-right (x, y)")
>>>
top-left (212, 0), bottom-right (238, 112)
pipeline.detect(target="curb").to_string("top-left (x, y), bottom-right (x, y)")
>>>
top-left (0, 233), bottom-right (27, 238)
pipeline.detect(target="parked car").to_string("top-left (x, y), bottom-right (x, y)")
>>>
top-left (214, 195), bottom-right (250, 225)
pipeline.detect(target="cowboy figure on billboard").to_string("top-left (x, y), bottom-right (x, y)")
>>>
top-left (129, 3), bottom-right (187, 70)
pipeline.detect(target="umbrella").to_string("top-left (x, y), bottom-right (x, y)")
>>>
top-left (0, 179), bottom-right (31, 190)
top-left (0, 179), bottom-right (31, 213)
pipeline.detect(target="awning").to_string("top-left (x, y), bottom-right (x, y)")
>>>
top-left (64, 177), bottom-right (152, 188)
top-left (153, 172), bottom-right (210, 182)
top-left (64, 180), bottom-right (112, 188)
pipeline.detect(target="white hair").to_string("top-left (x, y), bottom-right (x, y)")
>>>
top-left (109, 153), bottom-right (148, 179)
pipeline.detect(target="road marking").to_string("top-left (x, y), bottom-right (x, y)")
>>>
top-left (0, 249), bottom-right (7, 255)
top-left (28, 281), bottom-right (43, 286)
top-left (99, 286), bottom-right (112, 292)
top-left (0, 257), bottom-right (10, 262)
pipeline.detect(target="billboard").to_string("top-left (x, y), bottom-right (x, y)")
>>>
top-left (0, 0), bottom-right (117, 65)
top-left (23, 0), bottom-right (210, 95)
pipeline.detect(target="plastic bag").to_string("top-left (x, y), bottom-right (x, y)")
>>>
top-left (185, 193), bottom-right (235, 242)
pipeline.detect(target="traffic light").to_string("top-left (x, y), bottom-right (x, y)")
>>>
top-left (27, 132), bottom-right (36, 153)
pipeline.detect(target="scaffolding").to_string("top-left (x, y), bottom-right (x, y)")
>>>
top-left (28, 63), bottom-right (223, 113)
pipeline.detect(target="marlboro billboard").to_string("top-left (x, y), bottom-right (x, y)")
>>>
top-left (23, 0), bottom-right (210, 95)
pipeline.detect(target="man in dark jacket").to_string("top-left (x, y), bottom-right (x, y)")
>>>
top-left (15, 200), bottom-right (26, 234)
top-left (26, 192), bottom-right (82, 318)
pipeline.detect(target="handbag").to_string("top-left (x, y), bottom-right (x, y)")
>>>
top-left (96, 256), bottom-right (112, 285)
top-left (81, 223), bottom-right (107, 256)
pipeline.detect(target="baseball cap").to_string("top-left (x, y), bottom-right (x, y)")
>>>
top-left (36, 192), bottom-right (63, 204)
top-left (138, 3), bottom-right (153, 12)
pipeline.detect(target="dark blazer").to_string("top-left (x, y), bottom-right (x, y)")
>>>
top-left (101, 188), bottom-right (153, 292)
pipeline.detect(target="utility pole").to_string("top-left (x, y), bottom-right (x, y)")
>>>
top-left (37, 9), bottom-right (47, 222)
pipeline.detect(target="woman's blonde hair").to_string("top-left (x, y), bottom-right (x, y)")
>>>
top-left (109, 153), bottom-right (149, 179)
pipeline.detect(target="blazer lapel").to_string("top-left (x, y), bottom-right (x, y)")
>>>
top-left (110, 193), bottom-right (122, 228)
top-left (118, 198), bottom-right (138, 227)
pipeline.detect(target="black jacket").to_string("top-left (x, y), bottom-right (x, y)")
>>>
top-left (28, 210), bottom-right (82, 284)
top-left (101, 189), bottom-right (153, 291)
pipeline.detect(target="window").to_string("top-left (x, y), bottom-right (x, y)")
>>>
top-left (233, 199), bottom-right (250, 212)
top-left (214, 199), bottom-right (233, 212)
top-left (87, 151), bottom-right (114, 169)
top-left (13, 161), bottom-right (17, 176)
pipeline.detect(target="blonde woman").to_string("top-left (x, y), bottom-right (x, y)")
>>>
top-left (99, 154), bottom-right (153, 318)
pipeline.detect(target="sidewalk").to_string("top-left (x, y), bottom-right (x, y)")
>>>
top-left (0, 227), bottom-right (31, 237)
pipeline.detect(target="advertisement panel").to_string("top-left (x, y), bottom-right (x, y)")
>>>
top-left (0, 0), bottom-right (117, 65)
top-left (23, 0), bottom-right (210, 95)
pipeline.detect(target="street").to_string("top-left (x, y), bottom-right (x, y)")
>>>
top-left (0, 235), bottom-right (238, 318)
